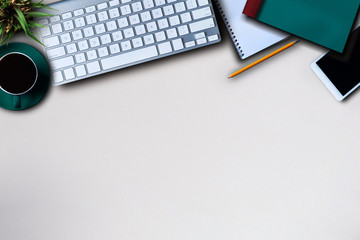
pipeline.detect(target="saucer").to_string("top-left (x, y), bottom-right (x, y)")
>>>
top-left (0, 43), bottom-right (50, 111)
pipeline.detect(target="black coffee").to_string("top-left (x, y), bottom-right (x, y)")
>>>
top-left (0, 53), bottom-right (37, 94)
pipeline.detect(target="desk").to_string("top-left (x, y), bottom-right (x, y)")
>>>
top-left (1, 1), bottom-right (360, 239)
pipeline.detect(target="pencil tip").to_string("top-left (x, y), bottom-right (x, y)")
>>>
top-left (294, 40), bottom-right (300, 44)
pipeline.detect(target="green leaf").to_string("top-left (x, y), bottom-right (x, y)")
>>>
top-left (24, 11), bottom-right (52, 18)
top-left (28, 21), bottom-right (44, 28)
top-left (28, 31), bottom-right (44, 46)
top-left (14, 8), bottom-right (29, 35)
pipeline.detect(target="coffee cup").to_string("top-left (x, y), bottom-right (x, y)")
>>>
top-left (0, 52), bottom-right (38, 108)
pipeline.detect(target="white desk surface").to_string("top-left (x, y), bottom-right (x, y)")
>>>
top-left (1, 1), bottom-right (360, 239)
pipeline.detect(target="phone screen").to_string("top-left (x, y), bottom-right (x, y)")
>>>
top-left (316, 27), bottom-right (360, 96)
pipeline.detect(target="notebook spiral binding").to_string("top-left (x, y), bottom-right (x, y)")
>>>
top-left (214, 0), bottom-right (244, 57)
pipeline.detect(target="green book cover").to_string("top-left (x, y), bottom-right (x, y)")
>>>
top-left (244, 0), bottom-right (360, 52)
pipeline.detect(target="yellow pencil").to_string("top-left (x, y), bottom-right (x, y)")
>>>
top-left (228, 40), bottom-right (300, 78)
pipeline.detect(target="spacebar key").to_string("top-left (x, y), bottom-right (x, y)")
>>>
top-left (101, 46), bottom-right (159, 70)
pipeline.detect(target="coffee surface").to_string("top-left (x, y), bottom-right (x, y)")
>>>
top-left (0, 53), bottom-right (37, 94)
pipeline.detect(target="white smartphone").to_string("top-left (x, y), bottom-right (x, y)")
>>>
top-left (311, 27), bottom-right (360, 101)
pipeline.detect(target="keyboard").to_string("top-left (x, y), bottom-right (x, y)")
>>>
top-left (37, 0), bottom-right (221, 85)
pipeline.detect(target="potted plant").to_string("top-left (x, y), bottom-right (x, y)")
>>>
top-left (0, 0), bottom-right (51, 44)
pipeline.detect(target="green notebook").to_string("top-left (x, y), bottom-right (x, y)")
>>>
top-left (243, 0), bottom-right (360, 53)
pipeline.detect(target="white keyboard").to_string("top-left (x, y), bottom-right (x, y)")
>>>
top-left (37, 0), bottom-right (221, 85)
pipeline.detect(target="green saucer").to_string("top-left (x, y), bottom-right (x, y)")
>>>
top-left (0, 43), bottom-right (50, 111)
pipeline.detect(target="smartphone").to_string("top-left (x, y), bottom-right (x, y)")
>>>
top-left (311, 26), bottom-right (360, 101)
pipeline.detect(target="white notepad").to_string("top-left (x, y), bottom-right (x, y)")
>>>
top-left (214, 0), bottom-right (289, 59)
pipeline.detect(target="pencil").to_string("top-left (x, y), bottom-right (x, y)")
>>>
top-left (228, 40), bottom-right (300, 78)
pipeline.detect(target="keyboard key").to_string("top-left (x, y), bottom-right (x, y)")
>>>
top-left (109, 0), bottom-right (120, 7)
top-left (132, 37), bottom-right (143, 48)
top-left (47, 46), bottom-right (66, 59)
top-left (158, 19), bottom-right (169, 29)
top-left (189, 18), bottom-right (214, 32)
top-left (59, 33), bottom-right (71, 44)
top-left (98, 47), bottom-right (109, 57)
top-left (129, 14), bottom-right (140, 25)
top-left (196, 37), bottom-right (207, 45)
top-left (175, 2), bottom-right (186, 12)
top-left (75, 65), bottom-right (87, 77)
top-left (121, 41), bottom-right (132, 51)
top-left (53, 71), bottom-right (63, 83)
top-left (140, 11), bottom-right (152, 22)
top-left (87, 61), bottom-right (101, 74)
top-left (95, 24), bottom-right (106, 34)
top-left (52, 23), bottom-right (62, 34)
top-left (106, 21), bottom-right (117, 31)
top-left (135, 25), bottom-right (146, 35)
top-left (75, 53), bottom-right (86, 63)
top-left (51, 56), bottom-right (74, 70)
top-left (109, 44), bottom-right (121, 54)
top-left (83, 27), bottom-right (95, 37)
top-left (155, 0), bottom-right (166, 6)
top-left (172, 38), bottom-right (184, 51)
top-left (44, 36), bottom-right (60, 47)
top-left (197, 0), bottom-right (209, 6)
top-left (40, 27), bottom-right (51, 37)
top-left (66, 43), bottom-right (77, 54)
top-left (63, 20), bottom-right (74, 31)
top-left (163, 5), bottom-right (174, 15)
top-left (74, 9), bottom-right (84, 16)
top-left (97, 2), bottom-right (108, 10)
top-left (118, 17), bottom-right (129, 28)
top-left (186, 0), bottom-right (197, 9)
top-left (101, 46), bottom-right (158, 70)
top-left (123, 28), bottom-right (135, 38)
top-left (78, 40), bottom-right (89, 51)
top-left (194, 32), bottom-right (205, 39)
top-left (192, 7), bottom-right (211, 20)
top-left (64, 68), bottom-right (75, 80)
top-left (87, 50), bottom-right (98, 60)
top-left (185, 40), bottom-right (195, 48)
top-left (86, 14), bottom-right (97, 24)
top-left (72, 30), bottom-right (83, 40)
top-left (158, 42), bottom-right (172, 54)
top-left (109, 8), bottom-right (120, 18)
top-left (62, 12), bottom-right (72, 19)
top-left (180, 12), bottom-right (192, 23)
top-left (120, 5), bottom-right (132, 15)
top-left (38, 19), bottom-right (48, 25)
top-left (166, 28), bottom-right (177, 38)
top-left (144, 34), bottom-right (155, 45)
top-left (132, 2), bottom-right (143, 12)
top-left (208, 34), bottom-right (218, 41)
top-left (74, 17), bottom-right (86, 28)
top-left (169, 15), bottom-right (180, 26)
top-left (89, 37), bottom-right (101, 47)
top-left (100, 34), bottom-right (112, 44)
top-left (155, 31), bottom-right (166, 42)
top-left (86, 6), bottom-right (96, 13)
top-left (97, 11), bottom-right (109, 21)
top-left (50, 16), bottom-right (60, 23)
top-left (178, 25), bottom-right (189, 35)
top-left (152, 8), bottom-right (163, 19)
top-left (143, 0), bottom-right (155, 9)
top-left (146, 21), bottom-right (158, 32)
top-left (112, 31), bottom-right (123, 41)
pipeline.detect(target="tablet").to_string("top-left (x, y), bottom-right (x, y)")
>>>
top-left (311, 26), bottom-right (360, 101)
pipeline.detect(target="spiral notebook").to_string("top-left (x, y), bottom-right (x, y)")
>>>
top-left (214, 0), bottom-right (289, 59)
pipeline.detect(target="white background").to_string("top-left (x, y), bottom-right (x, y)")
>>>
top-left (1, 1), bottom-right (360, 239)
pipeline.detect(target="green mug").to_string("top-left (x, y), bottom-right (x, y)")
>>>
top-left (0, 52), bottom-right (38, 109)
